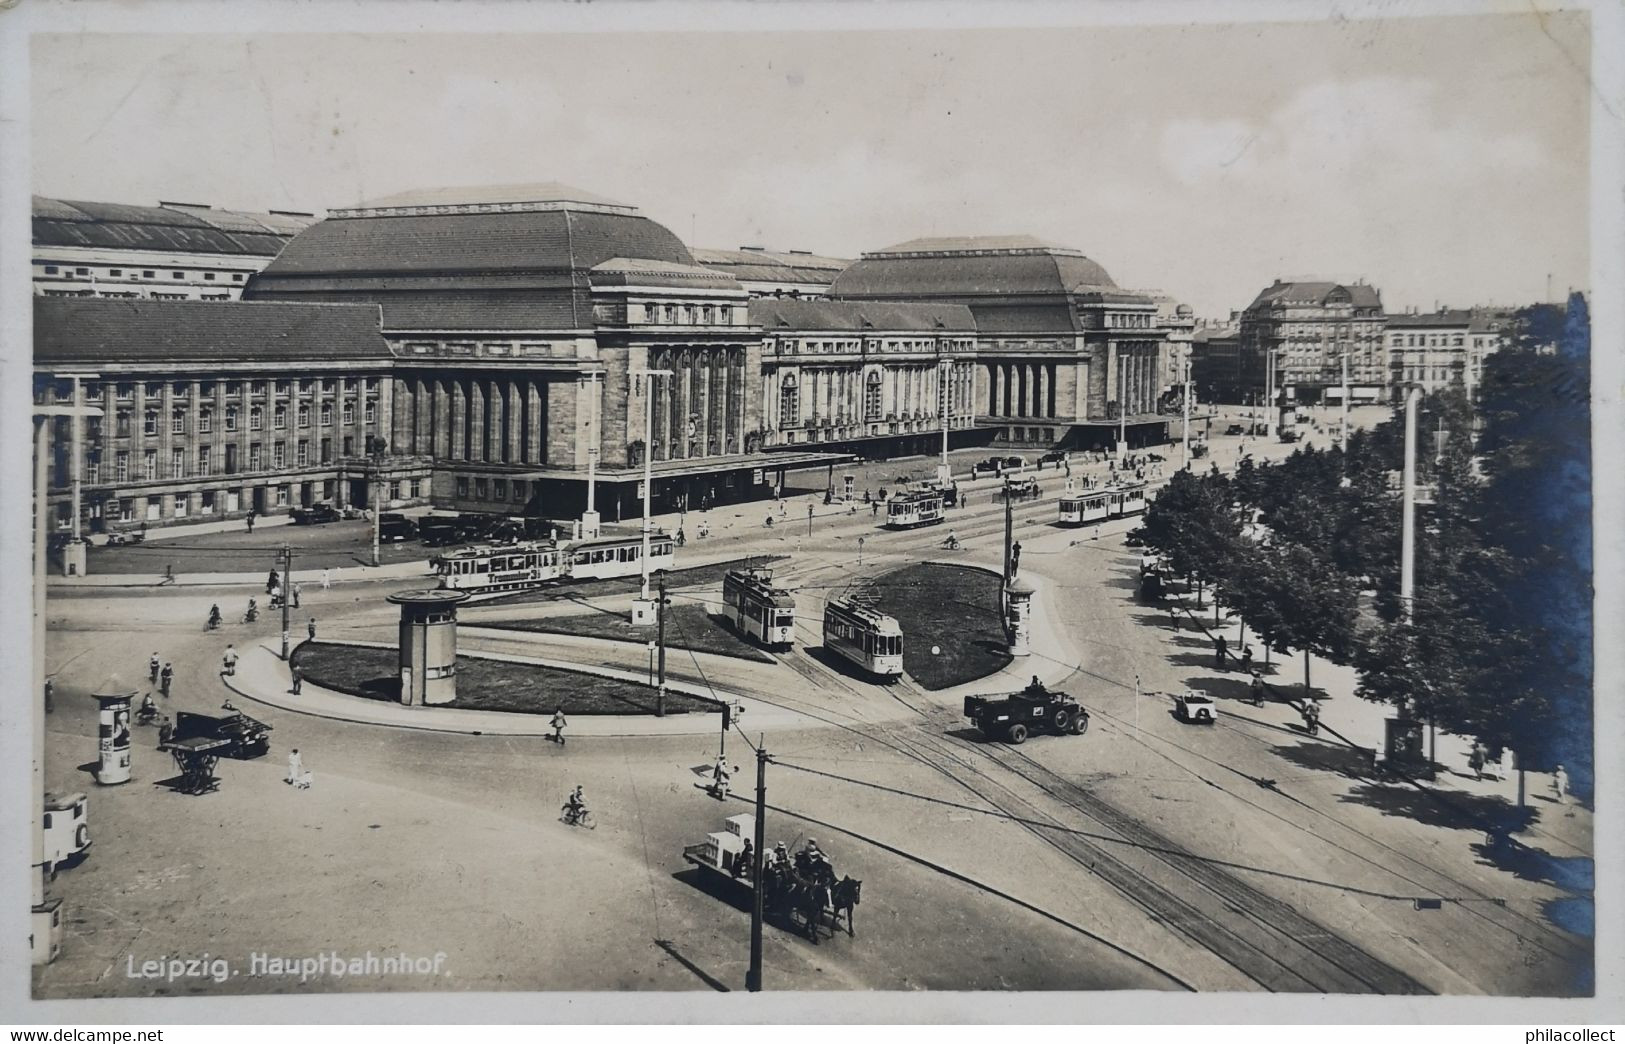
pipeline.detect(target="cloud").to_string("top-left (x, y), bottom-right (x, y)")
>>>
top-left (1160, 118), bottom-right (1262, 185)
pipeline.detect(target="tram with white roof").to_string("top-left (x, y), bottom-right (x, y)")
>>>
top-left (1058, 481), bottom-right (1147, 526)
top-left (885, 488), bottom-right (946, 530)
top-left (723, 567), bottom-right (797, 649)
top-left (823, 595), bottom-right (904, 680)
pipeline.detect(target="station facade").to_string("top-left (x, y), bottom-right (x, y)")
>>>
top-left (35, 183), bottom-right (1182, 534)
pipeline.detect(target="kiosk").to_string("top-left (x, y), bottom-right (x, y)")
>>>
top-left (386, 589), bottom-right (471, 706)
top-left (1004, 575), bottom-right (1036, 657)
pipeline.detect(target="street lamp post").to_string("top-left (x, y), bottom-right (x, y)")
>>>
top-left (31, 399), bottom-right (101, 964)
top-left (631, 368), bottom-right (671, 621)
top-left (581, 372), bottom-right (601, 540)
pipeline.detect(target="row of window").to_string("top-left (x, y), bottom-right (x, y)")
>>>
top-left (91, 435), bottom-right (366, 482)
top-left (109, 401), bottom-right (375, 437)
top-left (641, 303), bottom-right (734, 326)
top-left (1389, 333), bottom-right (1470, 347)
top-left (65, 377), bottom-right (379, 401)
top-left (454, 476), bottom-right (531, 503)
top-left (39, 264), bottom-right (246, 283)
top-left (1106, 313), bottom-right (1155, 329)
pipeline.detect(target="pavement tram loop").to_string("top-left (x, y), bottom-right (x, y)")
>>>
top-left (662, 498), bottom-right (1576, 992)
top-left (666, 565), bottom-right (1429, 994)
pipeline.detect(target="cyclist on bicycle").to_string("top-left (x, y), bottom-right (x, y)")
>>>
top-left (207, 604), bottom-right (222, 630)
top-left (245, 597), bottom-right (259, 622)
top-left (563, 785), bottom-right (586, 822)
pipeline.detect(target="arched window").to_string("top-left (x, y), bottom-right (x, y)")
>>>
top-left (864, 372), bottom-right (883, 420)
top-left (779, 373), bottom-right (800, 427)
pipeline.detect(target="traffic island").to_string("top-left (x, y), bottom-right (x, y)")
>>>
top-left (291, 641), bottom-right (722, 716)
top-left (473, 603), bottom-right (774, 663)
top-left (871, 562), bottom-right (1013, 690)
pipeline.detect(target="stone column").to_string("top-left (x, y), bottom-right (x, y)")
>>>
top-left (450, 380), bottom-right (467, 460)
top-left (486, 379), bottom-right (504, 463)
top-left (525, 379), bottom-right (544, 464)
top-left (158, 381), bottom-right (174, 484)
top-left (507, 379), bottom-right (523, 463)
top-left (468, 381), bottom-right (485, 463)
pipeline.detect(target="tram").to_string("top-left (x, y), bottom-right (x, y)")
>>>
top-left (436, 531), bottom-right (675, 594)
top-left (885, 489), bottom-right (946, 529)
top-left (822, 596), bottom-right (904, 679)
top-left (437, 540), bottom-right (566, 593)
top-left (566, 532), bottom-right (676, 582)
top-left (722, 567), bottom-right (797, 649)
top-left (1058, 481), bottom-right (1147, 526)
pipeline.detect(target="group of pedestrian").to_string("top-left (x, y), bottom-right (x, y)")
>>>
top-left (148, 651), bottom-right (175, 698)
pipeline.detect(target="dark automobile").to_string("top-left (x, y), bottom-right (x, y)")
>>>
top-left (1038, 451), bottom-right (1067, 468)
top-left (378, 512), bottom-right (418, 542)
top-left (417, 517), bottom-right (463, 547)
top-left (972, 456), bottom-right (1006, 475)
top-left (1225, 423), bottom-right (1245, 436)
top-left (291, 503), bottom-right (342, 525)
top-left (1002, 455), bottom-right (1027, 470)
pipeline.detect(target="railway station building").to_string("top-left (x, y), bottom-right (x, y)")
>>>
top-left (34, 182), bottom-right (1187, 535)
top-left (32, 297), bottom-right (431, 535)
top-left (826, 236), bottom-right (1176, 451)
top-left (242, 183), bottom-right (845, 520)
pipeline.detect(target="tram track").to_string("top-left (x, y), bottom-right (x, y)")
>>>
top-left (739, 612), bottom-right (1431, 992)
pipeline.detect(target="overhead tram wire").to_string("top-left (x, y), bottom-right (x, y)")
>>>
top-left (769, 757), bottom-right (1463, 905)
top-left (1006, 646), bottom-right (1577, 951)
top-left (663, 599), bottom-right (759, 755)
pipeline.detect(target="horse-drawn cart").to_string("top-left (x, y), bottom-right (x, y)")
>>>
top-left (683, 815), bottom-right (862, 942)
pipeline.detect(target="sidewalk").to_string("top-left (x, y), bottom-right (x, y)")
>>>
top-left (49, 558), bottom-right (435, 589)
top-left (1166, 588), bottom-right (1593, 857)
top-left (221, 638), bottom-right (819, 738)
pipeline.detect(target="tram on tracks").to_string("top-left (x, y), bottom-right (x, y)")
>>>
top-left (1058, 481), bottom-right (1147, 526)
top-left (822, 595), bottom-right (904, 680)
top-left (722, 567), bottom-right (796, 649)
top-left (436, 531), bottom-right (675, 595)
top-left (885, 488), bottom-right (946, 529)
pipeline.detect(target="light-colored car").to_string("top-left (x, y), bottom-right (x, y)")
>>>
top-left (42, 792), bottom-right (90, 876)
top-left (1174, 690), bottom-right (1217, 725)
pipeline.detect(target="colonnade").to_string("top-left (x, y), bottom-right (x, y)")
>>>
top-left (762, 361), bottom-right (974, 431)
top-left (648, 346), bottom-right (748, 462)
top-left (1114, 342), bottom-right (1160, 416)
top-left (986, 360), bottom-right (1058, 419)
top-left (392, 374), bottom-right (549, 465)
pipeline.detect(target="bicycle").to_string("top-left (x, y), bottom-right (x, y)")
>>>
top-left (560, 804), bottom-right (596, 830)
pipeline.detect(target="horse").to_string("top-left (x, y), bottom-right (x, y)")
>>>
top-left (830, 876), bottom-right (862, 937)
top-left (789, 875), bottom-right (832, 943)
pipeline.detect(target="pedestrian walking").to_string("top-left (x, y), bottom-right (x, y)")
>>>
top-left (266, 569), bottom-right (280, 595)
top-left (292, 581), bottom-right (302, 608)
top-left (1214, 634), bottom-right (1228, 669)
top-left (307, 617), bottom-right (317, 642)
top-left (551, 707), bottom-right (567, 746)
top-left (246, 511), bottom-right (256, 534)
top-left (157, 715), bottom-right (174, 747)
top-left (290, 663), bottom-right (303, 695)
top-left (222, 644), bottom-right (238, 677)
top-left (149, 652), bottom-right (161, 684)
top-left (1468, 743), bottom-right (1486, 780)
top-left (712, 753), bottom-right (733, 800)
top-left (871, 500), bottom-right (879, 517)
top-left (161, 562), bottom-right (175, 586)
top-left (285, 748), bottom-right (311, 789)
top-left (1552, 764), bottom-right (1570, 807)
top-left (320, 568), bottom-right (332, 591)
top-left (159, 661), bottom-right (174, 698)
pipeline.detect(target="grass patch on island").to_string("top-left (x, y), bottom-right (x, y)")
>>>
top-left (475, 602), bottom-right (774, 663)
top-left (869, 562), bottom-right (1012, 690)
top-left (291, 641), bottom-right (722, 716)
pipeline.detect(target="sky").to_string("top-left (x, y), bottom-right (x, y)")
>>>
top-left (29, 11), bottom-right (1593, 317)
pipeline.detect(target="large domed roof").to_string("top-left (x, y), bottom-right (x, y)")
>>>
top-left (244, 183), bottom-right (701, 331)
top-left (829, 235), bottom-right (1118, 300)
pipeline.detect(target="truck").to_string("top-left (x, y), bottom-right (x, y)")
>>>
top-left (964, 679), bottom-right (1090, 744)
